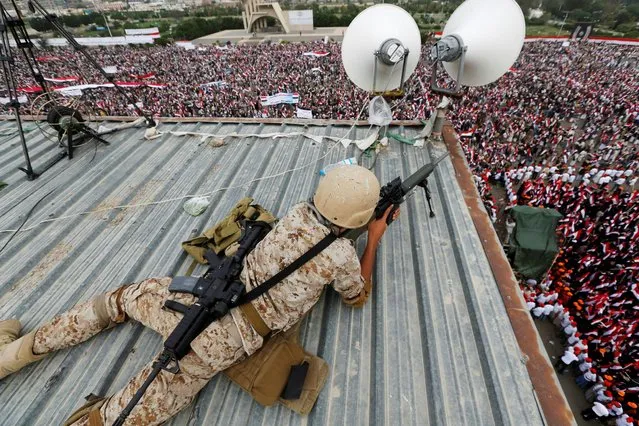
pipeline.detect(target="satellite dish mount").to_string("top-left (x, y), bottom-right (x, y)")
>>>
top-left (373, 38), bottom-right (410, 95)
top-left (430, 34), bottom-right (467, 98)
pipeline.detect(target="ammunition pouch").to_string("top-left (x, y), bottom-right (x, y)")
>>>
top-left (224, 324), bottom-right (329, 415)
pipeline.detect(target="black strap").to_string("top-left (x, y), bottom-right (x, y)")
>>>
top-left (232, 231), bottom-right (338, 307)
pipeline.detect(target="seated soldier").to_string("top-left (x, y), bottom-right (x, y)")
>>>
top-left (0, 165), bottom-right (399, 425)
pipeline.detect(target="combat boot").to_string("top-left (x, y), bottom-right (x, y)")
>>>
top-left (0, 319), bottom-right (21, 348)
top-left (0, 321), bottom-right (46, 380)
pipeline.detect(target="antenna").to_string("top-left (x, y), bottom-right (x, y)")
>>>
top-left (341, 4), bottom-right (421, 96)
top-left (430, 0), bottom-right (525, 96)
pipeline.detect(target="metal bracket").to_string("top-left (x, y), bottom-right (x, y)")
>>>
top-left (372, 48), bottom-right (410, 96)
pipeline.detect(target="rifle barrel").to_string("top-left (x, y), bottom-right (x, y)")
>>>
top-left (400, 153), bottom-right (449, 194)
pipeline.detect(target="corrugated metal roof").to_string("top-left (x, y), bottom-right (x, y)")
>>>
top-left (0, 120), bottom-right (544, 425)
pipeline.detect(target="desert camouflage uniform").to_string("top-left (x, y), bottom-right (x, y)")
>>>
top-left (31, 202), bottom-right (365, 425)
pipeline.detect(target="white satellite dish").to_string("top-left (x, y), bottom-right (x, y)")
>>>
top-left (432, 0), bottom-right (525, 93)
top-left (341, 4), bottom-right (421, 93)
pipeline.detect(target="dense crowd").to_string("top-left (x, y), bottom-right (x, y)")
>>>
top-left (455, 42), bottom-right (638, 423)
top-left (520, 180), bottom-right (639, 423)
top-left (1, 39), bottom-right (638, 422)
top-left (0, 42), bottom-right (432, 119)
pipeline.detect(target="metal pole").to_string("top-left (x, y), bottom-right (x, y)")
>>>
top-left (0, 2), bottom-right (38, 179)
top-left (28, 0), bottom-right (156, 127)
top-left (13, 106), bottom-right (37, 179)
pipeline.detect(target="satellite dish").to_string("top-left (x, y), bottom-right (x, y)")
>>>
top-left (431, 0), bottom-right (525, 95)
top-left (342, 4), bottom-right (421, 93)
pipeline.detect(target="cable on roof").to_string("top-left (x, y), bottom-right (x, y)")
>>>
top-left (0, 188), bottom-right (56, 254)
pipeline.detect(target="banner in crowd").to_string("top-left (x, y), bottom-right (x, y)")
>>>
top-left (260, 93), bottom-right (299, 106)
top-left (43, 76), bottom-right (80, 83)
top-left (295, 107), bottom-right (313, 119)
top-left (176, 41), bottom-right (196, 50)
top-left (302, 51), bottom-right (329, 57)
top-left (0, 95), bottom-right (28, 105)
top-left (102, 66), bottom-right (118, 74)
top-left (59, 88), bottom-right (83, 97)
top-left (125, 27), bottom-right (161, 39)
top-left (200, 81), bottom-right (227, 88)
top-left (129, 72), bottom-right (156, 80)
top-left (53, 82), bottom-right (168, 96)
top-left (17, 86), bottom-right (43, 93)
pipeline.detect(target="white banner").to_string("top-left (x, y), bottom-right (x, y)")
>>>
top-left (288, 10), bottom-right (313, 26)
top-left (52, 82), bottom-right (167, 94)
top-left (200, 81), bottom-right (227, 88)
top-left (0, 95), bottom-right (28, 105)
top-left (43, 76), bottom-right (79, 83)
top-left (296, 107), bottom-right (313, 119)
top-left (176, 41), bottom-right (196, 50)
top-left (102, 66), bottom-right (118, 74)
top-left (125, 27), bottom-right (160, 39)
top-left (302, 51), bottom-right (329, 58)
top-left (60, 88), bottom-right (83, 97)
top-left (260, 93), bottom-right (300, 106)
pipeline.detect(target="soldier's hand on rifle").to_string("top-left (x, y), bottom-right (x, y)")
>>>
top-left (368, 205), bottom-right (400, 242)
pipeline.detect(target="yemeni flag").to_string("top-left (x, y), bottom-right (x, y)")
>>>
top-left (43, 76), bottom-right (80, 83)
top-left (114, 81), bottom-right (142, 87)
top-left (129, 72), bottom-right (157, 80)
top-left (302, 51), bottom-right (330, 57)
top-left (460, 126), bottom-right (477, 138)
top-left (17, 86), bottom-right (43, 93)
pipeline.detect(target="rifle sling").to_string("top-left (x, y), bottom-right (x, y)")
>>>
top-left (233, 231), bottom-right (338, 308)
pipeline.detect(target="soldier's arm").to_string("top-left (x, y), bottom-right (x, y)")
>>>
top-left (343, 206), bottom-right (399, 307)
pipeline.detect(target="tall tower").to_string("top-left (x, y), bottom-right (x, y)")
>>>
top-left (241, 0), bottom-right (290, 34)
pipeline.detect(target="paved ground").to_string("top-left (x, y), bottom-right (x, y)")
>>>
top-left (535, 319), bottom-right (593, 426)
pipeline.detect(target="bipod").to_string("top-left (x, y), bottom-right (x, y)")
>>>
top-left (417, 177), bottom-right (436, 218)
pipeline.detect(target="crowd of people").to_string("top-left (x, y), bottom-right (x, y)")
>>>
top-left (1, 39), bottom-right (638, 422)
top-left (454, 41), bottom-right (637, 423)
top-left (520, 179), bottom-right (638, 424)
top-left (0, 42), bottom-right (432, 119)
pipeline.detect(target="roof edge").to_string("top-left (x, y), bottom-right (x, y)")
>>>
top-left (0, 115), bottom-right (424, 127)
top-left (442, 123), bottom-right (576, 426)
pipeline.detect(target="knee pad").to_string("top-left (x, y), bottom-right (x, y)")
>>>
top-left (92, 294), bottom-right (114, 330)
top-left (93, 285), bottom-right (130, 329)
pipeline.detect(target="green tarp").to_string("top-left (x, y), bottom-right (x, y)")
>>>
top-left (508, 205), bottom-right (563, 280)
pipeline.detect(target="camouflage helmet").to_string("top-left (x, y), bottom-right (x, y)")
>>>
top-left (313, 165), bottom-right (380, 229)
